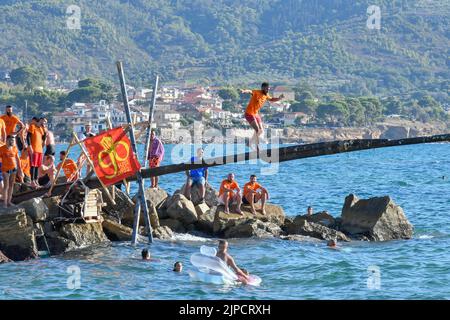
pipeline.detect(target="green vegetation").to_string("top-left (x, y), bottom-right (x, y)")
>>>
top-left (0, 0), bottom-right (447, 102)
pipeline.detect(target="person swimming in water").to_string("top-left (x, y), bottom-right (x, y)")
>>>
top-left (141, 248), bottom-right (160, 261)
top-left (173, 261), bottom-right (183, 272)
top-left (216, 240), bottom-right (249, 284)
top-left (327, 239), bottom-right (338, 249)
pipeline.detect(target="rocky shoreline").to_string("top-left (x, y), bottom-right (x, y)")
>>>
top-left (0, 184), bottom-right (413, 264)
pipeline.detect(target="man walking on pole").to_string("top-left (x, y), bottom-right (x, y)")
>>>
top-left (241, 82), bottom-right (284, 153)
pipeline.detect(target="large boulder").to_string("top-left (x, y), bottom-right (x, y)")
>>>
top-left (223, 220), bottom-right (282, 238)
top-left (213, 203), bottom-right (285, 236)
top-left (285, 218), bottom-right (351, 242)
top-left (133, 187), bottom-right (168, 209)
top-left (42, 196), bottom-right (61, 219)
top-left (0, 208), bottom-right (38, 261)
top-left (152, 226), bottom-right (173, 240)
top-left (0, 250), bottom-right (12, 263)
top-left (294, 211), bottom-right (336, 228)
top-left (59, 222), bottom-right (110, 247)
top-left (44, 233), bottom-right (77, 256)
top-left (165, 193), bottom-right (198, 225)
top-left (102, 218), bottom-right (133, 241)
top-left (159, 218), bottom-right (186, 233)
top-left (17, 198), bottom-right (49, 222)
top-left (188, 182), bottom-right (218, 207)
top-left (196, 205), bottom-right (216, 234)
top-left (102, 186), bottom-right (135, 224)
top-left (340, 194), bottom-right (413, 241)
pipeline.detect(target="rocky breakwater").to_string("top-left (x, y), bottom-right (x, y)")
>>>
top-left (101, 186), bottom-right (174, 241)
top-left (0, 197), bottom-right (111, 263)
top-left (154, 182), bottom-right (285, 238)
top-left (283, 194), bottom-right (413, 242)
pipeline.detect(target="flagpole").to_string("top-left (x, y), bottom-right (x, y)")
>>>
top-left (143, 75), bottom-right (159, 168)
top-left (116, 61), bottom-right (153, 244)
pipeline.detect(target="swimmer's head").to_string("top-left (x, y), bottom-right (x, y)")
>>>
top-left (218, 240), bottom-right (228, 252)
top-left (241, 268), bottom-right (249, 276)
top-left (327, 239), bottom-right (337, 247)
top-left (173, 261), bottom-right (183, 272)
top-left (141, 248), bottom-right (150, 260)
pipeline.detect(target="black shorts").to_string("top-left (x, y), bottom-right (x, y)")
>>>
top-left (38, 174), bottom-right (50, 186)
top-left (45, 144), bottom-right (56, 156)
top-left (243, 196), bottom-right (258, 205)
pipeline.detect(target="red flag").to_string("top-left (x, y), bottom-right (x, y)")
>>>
top-left (83, 127), bottom-right (140, 186)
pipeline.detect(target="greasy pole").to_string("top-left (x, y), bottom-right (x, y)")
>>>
top-left (116, 61), bottom-right (153, 244)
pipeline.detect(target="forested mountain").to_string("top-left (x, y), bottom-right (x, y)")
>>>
top-left (0, 0), bottom-right (448, 98)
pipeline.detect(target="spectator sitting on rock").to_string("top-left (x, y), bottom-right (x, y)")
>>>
top-left (38, 155), bottom-right (56, 188)
top-left (184, 148), bottom-right (208, 204)
top-left (218, 173), bottom-right (242, 215)
top-left (173, 261), bottom-right (183, 272)
top-left (243, 174), bottom-right (269, 215)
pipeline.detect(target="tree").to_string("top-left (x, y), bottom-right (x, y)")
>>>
top-left (345, 98), bottom-right (365, 126)
top-left (65, 86), bottom-right (103, 103)
top-left (290, 99), bottom-right (318, 115)
top-left (218, 88), bottom-right (239, 102)
top-left (359, 97), bottom-right (383, 124)
top-left (316, 101), bottom-right (349, 124)
top-left (78, 78), bottom-right (99, 88)
top-left (383, 97), bottom-right (404, 115)
top-left (10, 66), bottom-right (44, 90)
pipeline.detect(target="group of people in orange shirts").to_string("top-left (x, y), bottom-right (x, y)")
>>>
top-left (218, 173), bottom-right (270, 215)
top-left (0, 105), bottom-right (79, 207)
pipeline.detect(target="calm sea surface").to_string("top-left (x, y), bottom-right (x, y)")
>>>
top-left (1, 143), bottom-right (450, 299)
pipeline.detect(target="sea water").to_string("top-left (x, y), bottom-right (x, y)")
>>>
top-left (1, 143), bottom-right (450, 299)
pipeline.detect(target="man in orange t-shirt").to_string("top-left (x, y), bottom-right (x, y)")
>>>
top-left (56, 151), bottom-right (79, 182)
top-left (0, 135), bottom-right (23, 207)
top-left (241, 83), bottom-right (284, 153)
top-left (18, 147), bottom-right (31, 183)
top-left (28, 117), bottom-right (46, 187)
top-left (0, 105), bottom-right (24, 136)
top-left (218, 173), bottom-right (242, 215)
top-left (243, 174), bottom-right (269, 215)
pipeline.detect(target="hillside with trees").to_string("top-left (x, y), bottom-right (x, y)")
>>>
top-left (0, 0), bottom-right (448, 102)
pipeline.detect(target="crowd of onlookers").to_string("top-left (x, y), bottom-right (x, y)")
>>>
top-left (0, 105), bottom-right (83, 207)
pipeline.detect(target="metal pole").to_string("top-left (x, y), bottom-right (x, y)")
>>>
top-left (116, 61), bottom-right (153, 244)
top-left (143, 75), bottom-right (159, 167)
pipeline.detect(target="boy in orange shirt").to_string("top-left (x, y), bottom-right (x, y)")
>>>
top-left (56, 151), bottom-right (79, 182)
top-left (240, 82), bottom-right (284, 153)
top-left (28, 117), bottom-right (46, 187)
top-left (218, 173), bottom-right (242, 215)
top-left (243, 174), bottom-right (269, 215)
top-left (0, 135), bottom-right (23, 207)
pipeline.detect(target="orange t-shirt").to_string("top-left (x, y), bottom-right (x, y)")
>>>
top-left (20, 151), bottom-right (31, 177)
top-left (245, 90), bottom-right (272, 115)
top-left (219, 179), bottom-right (240, 198)
top-left (0, 115), bottom-right (21, 135)
top-left (57, 159), bottom-right (78, 181)
top-left (243, 181), bottom-right (262, 198)
top-left (29, 124), bottom-right (45, 153)
top-left (0, 145), bottom-right (19, 172)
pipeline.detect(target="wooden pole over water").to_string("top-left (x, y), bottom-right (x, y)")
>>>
top-left (116, 61), bottom-right (153, 244)
top-left (12, 133), bottom-right (450, 203)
